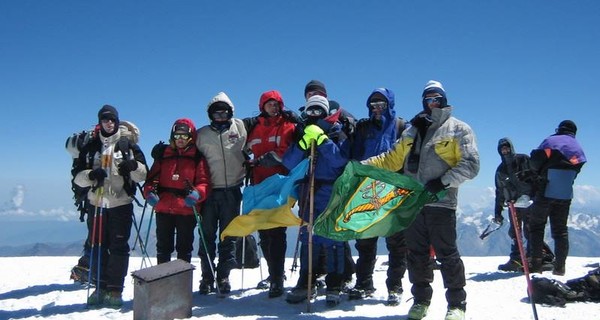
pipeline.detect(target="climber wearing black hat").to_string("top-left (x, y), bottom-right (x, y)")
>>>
top-left (528, 120), bottom-right (587, 276)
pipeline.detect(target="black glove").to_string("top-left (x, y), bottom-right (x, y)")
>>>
top-left (424, 178), bottom-right (448, 195)
top-left (493, 213), bottom-right (504, 225)
top-left (118, 160), bottom-right (138, 176)
top-left (88, 168), bottom-right (107, 184)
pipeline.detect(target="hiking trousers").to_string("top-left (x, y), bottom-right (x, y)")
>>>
top-left (197, 187), bottom-right (241, 281)
top-left (258, 227), bottom-right (287, 282)
top-left (406, 206), bottom-right (466, 309)
top-left (86, 203), bottom-right (133, 293)
top-left (156, 213), bottom-right (196, 264)
top-left (529, 196), bottom-right (571, 268)
top-left (355, 231), bottom-right (407, 291)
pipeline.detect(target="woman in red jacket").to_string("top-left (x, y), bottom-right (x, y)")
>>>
top-left (144, 118), bottom-right (211, 264)
top-left (246, 90), bottom-right (296, 297)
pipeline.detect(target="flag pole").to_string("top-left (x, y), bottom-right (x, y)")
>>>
top-left (306, 141), bottom-right (316, 312)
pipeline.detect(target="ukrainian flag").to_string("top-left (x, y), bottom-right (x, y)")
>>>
top-left (221, 159), bottom-right (308, 240)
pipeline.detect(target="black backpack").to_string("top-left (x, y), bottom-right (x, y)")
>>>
top-left (234, 235), bottom-right (260, 269)
top-left (531, 276), bottom-right (582, 306)
top-left (66, 130), bottom-right (94, 221)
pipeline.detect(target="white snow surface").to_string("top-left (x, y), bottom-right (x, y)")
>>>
top-left (1, 256), bottom-right (599, 319)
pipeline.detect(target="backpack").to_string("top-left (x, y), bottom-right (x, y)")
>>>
top-left (531, 276), bottom-right (581, 306)
top-left (566, 267), bottom-right (600, 302)
top-left (68, 121), bottom-right (147, 210)
top-left (65, 129), bottom-right (96, 221)
top-left (234, 235), bottom-right (260, 269)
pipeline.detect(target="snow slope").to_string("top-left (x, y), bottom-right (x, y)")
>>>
top-left (1, 256), bottom-right (599, 320)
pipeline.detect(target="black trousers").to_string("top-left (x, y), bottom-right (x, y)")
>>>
top-left (197, 187), bottom-right (241, 281)
top-left (355, 231), bottom-right (407, 291)
top-left (86, 203), bottom-right (133, 293)
top-left (156, 213), bottom-right (196, 264)
top-left (406, 206), bottom-right (466, 309)
top-left (529, 196), bottom-right (571, 267)
top-left (258, 227), bottom-right (287, 282)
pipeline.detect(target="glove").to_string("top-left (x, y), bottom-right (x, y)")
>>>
top-left (118, 159), bottom-right (138, 176)
top-left (88, 168), bottom-right (107, 184)
top-left (424, 178), bottom-right (448, 195)
top-left (147, 192), bottom-right (160, 207)
top-left (493, 213), bottom-right (504, 225)
top-left (185, 190), bottom-right (200, 207)
top-left (299, 125), bottom-right (328, 150)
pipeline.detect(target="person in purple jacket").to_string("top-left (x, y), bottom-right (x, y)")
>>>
top-left (525, 120), bottom-right (586, 275)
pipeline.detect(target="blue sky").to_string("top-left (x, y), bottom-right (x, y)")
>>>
top-left (1, 1), bottom-right (598, 212)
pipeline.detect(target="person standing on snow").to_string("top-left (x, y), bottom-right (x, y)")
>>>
top-left (493, 137), bottom-right (554, 272)
top-left (526, 120), bottom-right (586, 276)
top-left (348, 88), bottom-right (409, 306)
top-left (143, 118), bottom-right (211, 264)
top-left (244, 90), bottom-right (296, 298)
top-left (73, 105), bottom-right (147, 308)
top-left (195, 92), bottom-right (247, 295)
top-left (283, 95), bottom-right (350, 307)
top-left (362, 80), bottom-right (479, 320)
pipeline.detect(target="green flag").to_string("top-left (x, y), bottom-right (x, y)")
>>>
top-left (314, 161), bottom-right (444, 241)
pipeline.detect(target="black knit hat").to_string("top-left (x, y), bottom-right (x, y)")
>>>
top-left (98, 104), bottom-right (119, 123)
top-left (557, 120), bottom-right (577, 135)
top-left (304, 80), bottom-right (327, 97)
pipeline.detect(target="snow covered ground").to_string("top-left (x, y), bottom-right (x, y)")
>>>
top-left (1, 255), bottom-right (599, 319)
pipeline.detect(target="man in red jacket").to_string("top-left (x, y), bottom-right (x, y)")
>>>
top-left (245, 90), bottom-right (296, 297)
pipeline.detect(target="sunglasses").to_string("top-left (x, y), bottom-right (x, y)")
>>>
top-left (369, 101), bottom-right (388, 110)
top-left (424, 96), bottom-right (443, 104)
top-left (212, 110), bottom-right (229, 120)
top-left (173, 134), bottom-right (190, 140)
top-left (305, 107), bottom-right (324, 116)
top-left (100, 117), bottom-right (116, 123)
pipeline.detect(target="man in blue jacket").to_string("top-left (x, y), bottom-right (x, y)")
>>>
top-left (527, 120), bottom-right (586, 276)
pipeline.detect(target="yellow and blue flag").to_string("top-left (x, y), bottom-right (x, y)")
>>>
top-left (221, 159), bottom-right (308, 240)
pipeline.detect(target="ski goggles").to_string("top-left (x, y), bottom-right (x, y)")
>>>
top-left (369, 101), bottom-right (388, 110)
top-left (305, 107), bottom-right (325, 117)
top-left (424, 96), bottom-right (443, 104)
top-left (211, 110), bottom-right (229, 120)
top-left (173, 134), bottom-right (191, 140)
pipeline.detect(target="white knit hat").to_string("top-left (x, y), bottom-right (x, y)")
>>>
top-left (305, 95), bottom-right (329, 115)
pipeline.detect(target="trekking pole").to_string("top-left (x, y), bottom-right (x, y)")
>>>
top-left (508, 201), bottom-right (539, 320)
top-left (131, 212), bottom-right (152, 269)
top-left (132, 200), bottom-right (148, 252)
top-left (142, 208), bottom-right (155, 260)
top-left (306, 141), bottom-right (316, 313)
top-left (290, 174), bottom-right (311, 277)
top-left (192, 205), bottom-right (220, 295)
top-left (86, 186), bottom-right (103, 305)
top-left (241, 235), bottom-right (246, 292)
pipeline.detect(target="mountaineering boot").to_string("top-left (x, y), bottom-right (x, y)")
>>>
top-left (285, 285), bottom-right (317, 304)
top-left (199, 279), bottom-right (215, 295)
top-left (348, 279), bottom-right (375, 300)
top-left (407, 303), bottom-right (429, 320)
top-left (498, 259), bottom-right (523, 272)
top-left (256, 276), bottom-right (271, 290)
top-left (268, 279), bottom-right (284, 298)
top-left (386, 289), bottom-right (403, 306)
top-left (553, 263), bottom-right (566, 276)
top-left (529, 258), bottom-right (543, 274)
top-left (444, 307), bottom-right (466, 320)
top-left (104, 291), bottom-right (123, 309)
top-left (70, 265), bottom-right (90, 284)
top-left (325, 290), bottom-right (341, 307)
top-left (86, 289), bottom-right (105, 307)
top-left (217, 278), bottom-right (231, 294)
